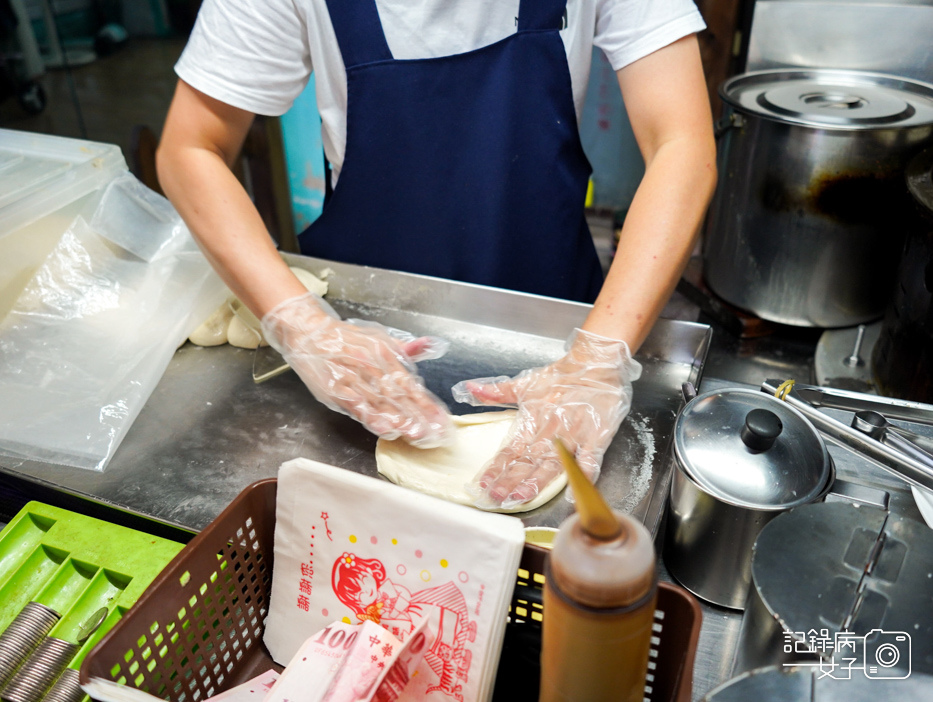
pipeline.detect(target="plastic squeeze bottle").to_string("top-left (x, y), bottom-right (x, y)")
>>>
top-left (539, 441), bottom-right (658, 702)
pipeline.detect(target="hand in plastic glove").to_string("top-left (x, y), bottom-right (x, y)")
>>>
top-left (261, 293), bottom-right (452, 447)
top-left (451, 328), bottom-right (642, 509)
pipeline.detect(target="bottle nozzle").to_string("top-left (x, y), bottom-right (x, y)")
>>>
top-left (554, 439), bottom-right (622, 541)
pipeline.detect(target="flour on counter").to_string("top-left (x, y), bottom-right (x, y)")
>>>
top-left (621, 413), bottom-right (656, 512)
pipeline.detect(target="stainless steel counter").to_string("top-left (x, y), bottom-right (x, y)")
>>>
top-left (6, 254), bottom-right (928, 701)
top-left (0, 257), bottom-right (710, 537)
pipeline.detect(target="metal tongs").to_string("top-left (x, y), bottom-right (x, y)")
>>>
top-left (791, 383), bottom-right (933, 426)
top-left (762, 379), bottom-right (933, 492)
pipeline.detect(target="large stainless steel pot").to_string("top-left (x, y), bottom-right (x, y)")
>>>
top-left (704, 69), bottom-right (933, 328)
top-left (663, 388), bottom-right (834, 610)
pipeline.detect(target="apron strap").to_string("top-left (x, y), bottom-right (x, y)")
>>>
top-left (517, 0), bottom-right (569, 32)
top-left (324, 0), bottom-right (393, 69)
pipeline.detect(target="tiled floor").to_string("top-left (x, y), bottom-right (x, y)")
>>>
top-left (1, 37), bottom-right (185, 161)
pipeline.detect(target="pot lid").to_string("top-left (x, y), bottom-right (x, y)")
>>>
top-left (721, 69), bottom-right (933, 130)
top-left (750, 502), bottom-right (933, 675)
top-left (673, 388), bottom-right (832, 510)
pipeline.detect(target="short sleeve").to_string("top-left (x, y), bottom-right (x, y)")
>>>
top-left (594, 0), bottom-right (707, 72)
top-left (175, 0), bottom-right (313, 116)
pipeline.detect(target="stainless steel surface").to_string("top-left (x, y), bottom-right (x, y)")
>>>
top-left (852, 411), bottom-right (933, 472)
top-left (823, 479), bottom-right (890, 511)
top-left (703, 69), bottom-right (933, 328)
top-left (704, 666), bottom-right (933, 702)
top-left (665, 387), bottom-right (834, 610)
top-left (733, 501), bottom-right (933, 677)
top-left (747, 1), bottom-right (933, 86)
top-left (665, 461), bottom-right (770, 610)
top-left (762, 379), bottom-right (933, 492)
top-left (733, 502), bottom-right (887, 675)
top-left (815, 323), bottom-right (880, 391)
top-left (0, 257), bottom-right (711, 535)
top-left (673, 389), bottom-right (831, 509)
top-left (0, 604), bottom-right (60, 689)
top-left (796, 384), bottom-right (933, 426)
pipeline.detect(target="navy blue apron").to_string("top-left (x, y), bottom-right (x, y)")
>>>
top-left (299, 0), bottom-right (604, 303)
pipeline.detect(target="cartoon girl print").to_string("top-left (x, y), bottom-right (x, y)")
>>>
top-left (332, 553), bottom-right (478, 701)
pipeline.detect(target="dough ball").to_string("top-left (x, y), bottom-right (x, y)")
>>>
top-left (185, 264), bottom-right (330, 350)
top-left (188, 299), bottom-right (235, 346)
top-left (375, 410), bottom-right (567, 513)
top-left (227, 300), bottom-right (268, 349)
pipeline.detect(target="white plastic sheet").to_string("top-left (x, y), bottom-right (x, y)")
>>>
top-left (0, 174), bottom-right (225, 471)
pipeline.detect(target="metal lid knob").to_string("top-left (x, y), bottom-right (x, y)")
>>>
top-left (741, 409), bottom-right (783, 452)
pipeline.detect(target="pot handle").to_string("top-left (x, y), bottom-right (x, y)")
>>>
top-left (714, 112), bottom-right (745, 139)
top-left (681, 382), bottom-right (698, 403)
top-left (824, 478), bottom-right (889, 511)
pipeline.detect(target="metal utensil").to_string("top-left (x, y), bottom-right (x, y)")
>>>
top-left (762, 379), bottom-right (933, 492)
top-left (793, 383), bottom-right (933, 426)
top-left (851, 411), bottom-right (933, 474)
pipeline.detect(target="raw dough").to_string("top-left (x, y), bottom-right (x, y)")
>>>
top-left (375, 410), bottom-right (568, 513)
top-left (187, 302), bottom-right (234, 346)
top-left (226, 300), bottom-right (266, 349)
top-left (187, 265), bottom-right (329, 348)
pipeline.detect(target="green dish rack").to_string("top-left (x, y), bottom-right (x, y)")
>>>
top-left (0, 501), bottom-right (185, 702)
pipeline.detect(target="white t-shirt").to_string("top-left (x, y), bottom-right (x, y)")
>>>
top-left (176, 0), bottom-right (705, 182)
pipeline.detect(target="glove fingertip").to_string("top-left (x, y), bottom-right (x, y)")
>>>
top-left (404, 336), bottom-right (450, 362)
top-left (451, 376), bottom-right (515, 407)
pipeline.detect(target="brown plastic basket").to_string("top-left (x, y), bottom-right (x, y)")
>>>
top-left (80, 479), bottom-right (701, 702)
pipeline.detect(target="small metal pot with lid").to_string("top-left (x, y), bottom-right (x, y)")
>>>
top-left (663, 387), bottom-right (835, 610)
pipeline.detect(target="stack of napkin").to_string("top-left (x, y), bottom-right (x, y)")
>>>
top-left (264, 458), bottom-right (526, 702)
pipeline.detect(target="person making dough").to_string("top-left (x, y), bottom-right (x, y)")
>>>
top-left (156, 0), bottom-right (717, 510)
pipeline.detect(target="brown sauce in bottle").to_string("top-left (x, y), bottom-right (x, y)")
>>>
top-left (539, 512), bottom-right (657, 702)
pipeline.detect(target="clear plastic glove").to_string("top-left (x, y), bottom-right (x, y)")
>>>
top-left (261, 293), bottom-right (452, 447)
top-left (451, 328), bottom-right (642, 509)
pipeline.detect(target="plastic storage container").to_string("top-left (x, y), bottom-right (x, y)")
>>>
top-left (80, 479), bottom-right (702, 702)
top-left (0, 129), bottom-right (126, 321)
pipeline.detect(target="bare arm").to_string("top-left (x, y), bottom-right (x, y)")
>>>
top-left (458, 34), bottom-right (717, 507)
top-left (582, 34), bottom-right (717, 351)
top-left (157, 80), bottom-right (451, 446)
top-left (156, 80), bottom-right (307, 318)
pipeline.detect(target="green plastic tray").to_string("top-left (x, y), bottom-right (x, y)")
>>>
top-left (0, 501), bottom-right (185, 673)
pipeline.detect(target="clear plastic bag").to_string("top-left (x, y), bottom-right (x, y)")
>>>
top-left (0, 174), bottom-right (225, 471)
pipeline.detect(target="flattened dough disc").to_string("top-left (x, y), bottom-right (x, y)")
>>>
top-left (375, 410), bottom-right (568, 513)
